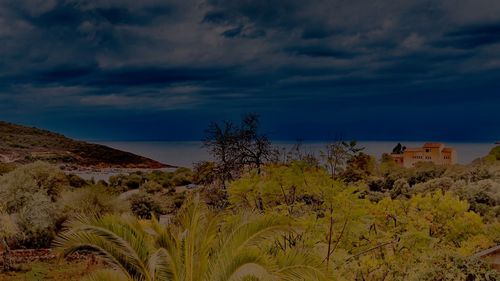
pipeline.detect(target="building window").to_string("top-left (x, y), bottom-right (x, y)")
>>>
top-left (425, 149), bottom-right (430, 152)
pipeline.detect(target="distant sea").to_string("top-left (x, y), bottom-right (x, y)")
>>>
top-left (96, 141), bottom-right (497, 168)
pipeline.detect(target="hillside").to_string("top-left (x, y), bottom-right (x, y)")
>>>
top-left (0, 121), bottom-right (168, 168)
top-left (488, 145), bottom-right (500, 160)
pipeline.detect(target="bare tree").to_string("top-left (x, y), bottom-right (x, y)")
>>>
top-left (203, 113), bottom-right (272, 186)
top-left (203, 120), bottom-right (240, 188)
top-left (320, 140), bottom-right (364, 178)
top-left (237, 114), bottom-right (271, 174)
top-left (269, 139), bottom-right (319, 167)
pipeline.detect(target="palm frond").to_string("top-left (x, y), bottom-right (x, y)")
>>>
top-left (147, 248), bottom-right (172, 281)
top-left (81, 269), bottom-right (132, 281)
top-left (54, 214), bottom-right (154, 281)
top-left (209, 248), bottom-right (275, 281)
top-left (55, 196), bottom-right (326, 281)
top-left (276, 250), bottom-right (328, 281)
top-left (219, 213), bottom-right (292, 255)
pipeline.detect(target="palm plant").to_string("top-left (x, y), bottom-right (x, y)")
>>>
top-left (54, 196), bottom-right (326, 281)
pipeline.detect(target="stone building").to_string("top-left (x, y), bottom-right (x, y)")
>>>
top-left (390, 143), bottom-right (457, 168)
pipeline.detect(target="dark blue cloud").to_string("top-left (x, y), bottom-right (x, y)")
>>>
top-left (20, 2), bottom-right (85, 28)
top-left (203, 10), bottom-right (233, 25)
top-left (301, 26), bottom-right (336, 39)
top-left (221, 25), bottom-right (243, 37)
top-left (85, 66), bottom-right (234, 88)
top-left (204, 0), bottom-right (304, 29)
top-left (435, 22), bottom-right (500, 49)
top-left (0, 0), bottom-right (499, 141)
top-left (95, 6), bottom-right (173, 25)
top-left (38, 64), bottom-right (99, 83)
top-left (284, 45), bottom-right (357, 58)
top-left (13, 1), bottom-right (174, 27)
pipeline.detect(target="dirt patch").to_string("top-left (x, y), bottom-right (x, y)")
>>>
top-left (0, 249), bottom-right (94, 264)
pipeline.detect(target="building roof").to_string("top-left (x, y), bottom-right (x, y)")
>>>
top-left (404, 148), bottom-right (424, 152)
top-left (422, 142), bottom-right (444, 148)
top-left (442, 148), bottom-right (455, 152)
top-left (473, 245), bottom-right (500, 258)
top-left (423, 143), bottom-right (445, 148)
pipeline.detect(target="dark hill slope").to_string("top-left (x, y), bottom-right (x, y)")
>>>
top-left (0, 121), bottom-right (168, 168)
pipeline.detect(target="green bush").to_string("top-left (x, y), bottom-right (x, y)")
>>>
top-left (125, 173), bottom-right (144, 189)
top-left (390, 178), bottom-right (410, 199)
top-left (146, 170), bottom-right (174, 188)
top-left (109, 173), bottom-right (145, 191)
top-left (171, 167), bottom-right (194, 186)
top-left (454, 179), bottom-right (500, 221)
top-left (0, 161), bottom-right (67, 212)
top-left (201, 186), bottom-right (228, 209)
top-left (141, 180), bottom-right (163, 193)
top-left (16, 192), bottom-right (61, 248)
top-left (193, 161), bottom-right (217, 185)
top-left (407, 162), bottom-right (446, 186)
top-left (129, 193), bottom-right (163, 219)
top-left (172, 193), bottom-right (186, 209)
top-left (409, 251), bottom-right (499, 281)
top-left (60, 186), bottom-right (128, 218)
top-left (367, 176), bottom-right (385, 192)
top-left (0, 162), bottom-right (67, 248)
top-left (66, 173), bottom-right (88, 188)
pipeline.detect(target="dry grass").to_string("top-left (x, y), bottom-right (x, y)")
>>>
top-left (0, 260), bottom-right (103, 281)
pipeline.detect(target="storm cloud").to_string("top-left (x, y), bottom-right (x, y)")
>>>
top-left (0, 0), bottom-right (499, 140)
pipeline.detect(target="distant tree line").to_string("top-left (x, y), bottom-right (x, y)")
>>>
top-left (202, 113), bottom-right (367, 186)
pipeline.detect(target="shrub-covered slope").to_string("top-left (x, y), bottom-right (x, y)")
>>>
top-left (0, 121), bottom-right (167, 168)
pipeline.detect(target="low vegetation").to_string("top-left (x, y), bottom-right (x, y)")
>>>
top-left (0, 260), bottom-right (103, 281)
top-left (0, 116), bottom-right (499, 280)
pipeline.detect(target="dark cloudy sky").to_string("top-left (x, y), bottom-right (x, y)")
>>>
top-left (0, 0), bottom-right (499, 141)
